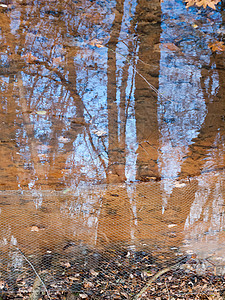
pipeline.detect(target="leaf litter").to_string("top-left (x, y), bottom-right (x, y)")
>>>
top-left (1, 247), bottom-right (225, 299)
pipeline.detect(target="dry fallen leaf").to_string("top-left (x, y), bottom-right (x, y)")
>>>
top-left (196, 0), bottom-right (220, 9)
top-left (120, 293), bottom-right (129, 299)
top-left (90, 269), bottom-right (99, 276)
top-left (163, 43), bottom-right (180, 52)
top-left (168, 224), bottom-right (177, 228)
top-left (31, 225), bottom-right (45, 232)
top-left (208, 40), bottom-right (225, 52)
top-left (174, 181), bottom-right (186, 188)
top-left (69, 276), bottom-right (80, 281)
top-left (185, 0), bottom-right (220, 9)
top-left (64, 262), bottom-right (71, 268)
top-left (58, 136), bottom-right (70, 143)
top-left (92, 129), bottom-right (107, 137)
top-left (83, 281), bottom-right (94, 288)
top-left (36, 110), bottom-right (47, 115)
top-left (89, 39), bottom-right (104, 48)
top-left (79, 294), bottom-right (88, 299)
top-left (0, 281), bottom-right (5, 289)
top-left (31, 226), bottom-right (40, 232)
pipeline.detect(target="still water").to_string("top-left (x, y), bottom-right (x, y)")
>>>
top-left (0, 0), bottom-right (225, 294)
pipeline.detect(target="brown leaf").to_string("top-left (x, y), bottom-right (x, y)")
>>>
top-left (185, 0), bottom-right (220, 9)
top-left (30, 225), bottom-right (45, 232)
top-left (30, 226), bottom-right (40, 232)
top-left (79, 294), bottom-right (88, 299)
top-left (0, 281), bottom-right (6, 289)
top-left (208, 40), bottom-right (225, 52)
top-left (163, 43), bottom-right (180, 52)
top-left (61, 262), bottom-right (71, 268)
top-left (89, 39), bottom-right (104, 48)
top-left (185, 0), bottom-right (195, 7)
top-left (90, 269), bottom-right (99, 276)
top-left (83, 281), bottom-right (93, 288)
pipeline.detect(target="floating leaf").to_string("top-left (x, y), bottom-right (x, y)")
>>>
top-left (185, 0), bottom-right (195, 7)
top-left (92, 129), bottom-right (107, 137)
top-left (36, 110), bottom-right (47, 115)
top-left (31, 226), bottom-right (40, 232)
top-left (31, 225), bottom-right (45, 232)
top-left (95, 43), bottom-right (104, 48)
top-left (196, 0), bottom-right (220, 9)
top-left (63, 188), bottom-right (71, 194)
top-left (168, 224), bottom-right (177, 228)
top-left (174, 181), bottom-right (186, 188)
top-left (185, 0), bottom-right (220, 9)
top-left (90, 269), bottom-right (99, 276)
top-left (58, 136), bottom-right (70, 143)
top-left (208, 40), bottom-right (225, 52)
top-left (163, 43), bottom-right (180, 52)
top-left (89, 39), bottom-right (104, 48)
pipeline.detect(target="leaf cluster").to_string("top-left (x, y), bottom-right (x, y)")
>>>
top-left (185, 0), bottom-right (220, 9)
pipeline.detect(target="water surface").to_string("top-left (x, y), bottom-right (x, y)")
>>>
top-left (0, 0), bottom-right (225, 294)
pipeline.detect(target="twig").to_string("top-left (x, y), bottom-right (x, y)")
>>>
top-left (13, 246), bottom-right (51, 299)
top-left (133, 256), bottom-right (189, 300)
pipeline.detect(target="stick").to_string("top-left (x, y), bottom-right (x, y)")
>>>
top-left (13, 246), bottom-right (51, 299)
top-left (133, 256), bottom-right (189, 300)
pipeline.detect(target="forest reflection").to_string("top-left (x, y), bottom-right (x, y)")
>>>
top-left (0, 0), bottom-right (225, 268)
top-left (1, 0), bottom-right (139, 189)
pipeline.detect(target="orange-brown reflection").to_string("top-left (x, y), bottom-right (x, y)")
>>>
top-left (0, 0), bottom-right (142, 189)
top-left (0, 0), bottom-right (225, 281)
top-left (0, 172), bottom-right (225, 274)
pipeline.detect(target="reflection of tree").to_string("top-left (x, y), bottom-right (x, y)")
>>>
top-left (106, 0), bottom-right (126, 183)
top-left (157, 0), bottom-right (224, 190)
top-left (1, 0), bottom-right (164, 188)
top-left (0, 0), bottom-right (115, 189)
top-left (0, 74), bottom-right (20, 189)
top-left (102, 0), bottom-right (163, 184)
top-left (183, 171), bottom-right (225, 266)
top-left (156, 1), bottom-right (225, 263)
top-left (134, 0), bottom-right (161, 181)
top-left (96, 0), bottom-right (138, 248)
top-left (180, 53), bottom-right (225, 178)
